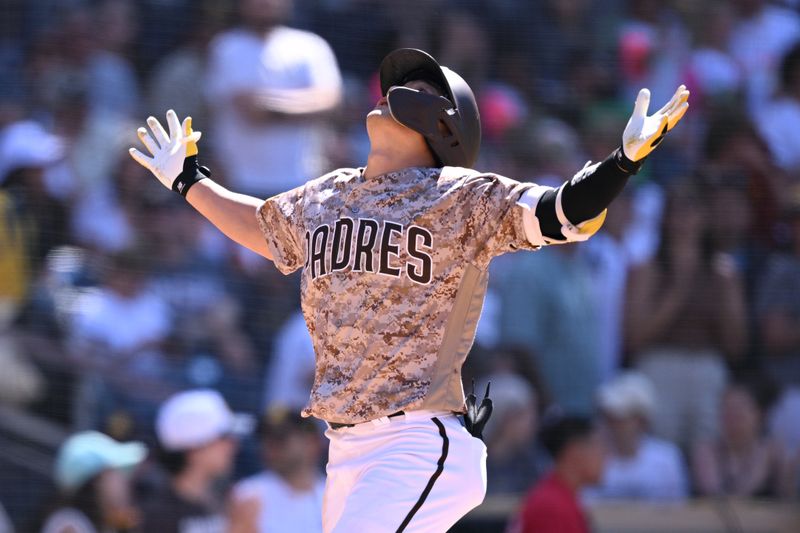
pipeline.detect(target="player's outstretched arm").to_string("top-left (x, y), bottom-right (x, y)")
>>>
top-left (522, 86), bottom-right (689, 244)
top-left (129, 110), bottom-right (273, 260)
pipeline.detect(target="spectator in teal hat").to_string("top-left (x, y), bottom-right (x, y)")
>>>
top-left (39, 431), bottom-right (146, 533)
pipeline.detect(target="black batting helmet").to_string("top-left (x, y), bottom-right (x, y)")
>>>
top-left (379, 48), bottom-right (481, 168)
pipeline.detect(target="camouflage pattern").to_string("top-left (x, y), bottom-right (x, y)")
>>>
top-left (257, 166), bottom-right (540, 423)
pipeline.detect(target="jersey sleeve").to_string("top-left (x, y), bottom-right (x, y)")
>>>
top-left (257, 184), bottom-right (307, 275)
top-left (451, 170), bottom-right (543, 268)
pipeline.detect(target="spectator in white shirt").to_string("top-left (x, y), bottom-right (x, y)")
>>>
top-left (729, 0), bottom-right (800, 113)
top-left (88, 0), bottom-right (141, 118)
top-left (756, 43), bottom-right (800, 175)
top-left (686, 1), bottom-right (743, 106)
top-left (68, 250), bottom-right (172, 428)
top-left (230, 407), bottom-right (325, 533)
top-left (70, 251), bottom-right (170, 366)
top-left (205, 0), bottom-right (342, 196)
top-left (587, 371), bottom-right (688, 503)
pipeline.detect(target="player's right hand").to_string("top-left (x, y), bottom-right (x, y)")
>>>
top-left (129, 109), bottom-right (202, 191)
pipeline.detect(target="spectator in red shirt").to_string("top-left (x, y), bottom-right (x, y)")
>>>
top-left (510, 415), bottom-right (605, 533)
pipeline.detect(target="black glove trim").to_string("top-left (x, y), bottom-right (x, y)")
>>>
top-left (613, 146), bottom-right (645, 175)
top-left (172, 156), bottom-right (211, 197)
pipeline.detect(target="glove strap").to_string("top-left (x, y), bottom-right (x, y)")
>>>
top-left (464, 381), bottom-right (493, 440)
top-left (613, 146), bottom-right (644, 175)
top-left (173, 156), bottom-right (211, 197)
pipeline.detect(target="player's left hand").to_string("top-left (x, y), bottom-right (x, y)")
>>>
top-left (622, 85), bottom-right (689, 162)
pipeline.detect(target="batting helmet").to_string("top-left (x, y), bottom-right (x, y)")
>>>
top-left (379, 48), bottom-right (481, 168)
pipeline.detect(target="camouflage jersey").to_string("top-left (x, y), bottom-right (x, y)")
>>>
top-left (257, 166), bottom-right (540, 423)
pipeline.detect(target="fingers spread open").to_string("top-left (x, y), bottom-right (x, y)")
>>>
top-left (137, 127), bottom-right (159, 155)
top-left (668, 90), bottom-right (690, 114)
top-left (657, 86), bottom-right (689, 116)
top-left (129, 147), bottom-right (154, 170)
top-left (182, 116), bottom-right (193, 136)
top-left (166, 109), bottom-right (181, 142)
top-left (181, 117), bottom-right (200, 157)
top-left (633, 88), bottom-right (651, 119)
top-left (147, 116), bottom-right (169, 147)
top-left (667, 102), bottom-right (689, 130)
top-left (180, 131), bottom-right (202, 144)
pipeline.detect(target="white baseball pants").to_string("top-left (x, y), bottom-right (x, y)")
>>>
top-left (322, 410), bottom-right (487, 532)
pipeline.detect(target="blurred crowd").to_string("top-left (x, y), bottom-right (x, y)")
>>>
top-left (4, 0), bottom-right (800, 531)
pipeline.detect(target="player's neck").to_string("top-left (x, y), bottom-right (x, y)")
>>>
top-left (363, 147), bottom-right (436, 179)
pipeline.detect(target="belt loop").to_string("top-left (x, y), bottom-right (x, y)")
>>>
top-left (372, 416), bottom-right (391, 427)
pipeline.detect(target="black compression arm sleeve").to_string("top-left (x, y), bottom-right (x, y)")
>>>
top-left (536, 147), bottom-right (643, 240)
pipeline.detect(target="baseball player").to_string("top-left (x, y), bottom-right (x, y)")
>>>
top-left (130, 48), bottom-right (688, 532)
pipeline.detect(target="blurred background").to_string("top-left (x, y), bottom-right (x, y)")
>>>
top-left (2, 0), bottom-right (800, 531)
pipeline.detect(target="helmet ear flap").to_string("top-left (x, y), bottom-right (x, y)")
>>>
top-left (387, 87), bottom-right (465, 166)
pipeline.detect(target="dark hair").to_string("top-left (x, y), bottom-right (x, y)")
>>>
top-left (539, 415), bottom-right (595, 459)
top-left (108, 248), bottom-right (151, 276)
top-left (158, 448), bottom-right (189, 476)
top-left (32, 476), bottom-right (104, 531)
top-left (780, 42), bottom-right (800, 92)
top-left (726, 370), bottom-right (780, 414)
top-left (486, 345), bottom-right (552, 410)
top-left (0, 167), bottom-right (29, 189)
top-left (258, 407), bottom-right (318, 440)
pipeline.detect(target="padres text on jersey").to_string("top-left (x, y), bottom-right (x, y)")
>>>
top-left (304, 218), bottom-right (433, 284)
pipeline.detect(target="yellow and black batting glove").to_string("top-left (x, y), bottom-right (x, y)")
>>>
top-left (622, 85), bottom-right (689, 162)
top-left (129, 110), bottom-right (210, 197)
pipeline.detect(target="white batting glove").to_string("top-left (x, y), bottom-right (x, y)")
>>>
top-left (129, 110), bottom-right (203, 193)
top-left (622, 85), bottom-right (689, 162)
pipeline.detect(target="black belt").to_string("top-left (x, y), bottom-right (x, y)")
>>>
top-left (328, 411), bottom-right (405, 430)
